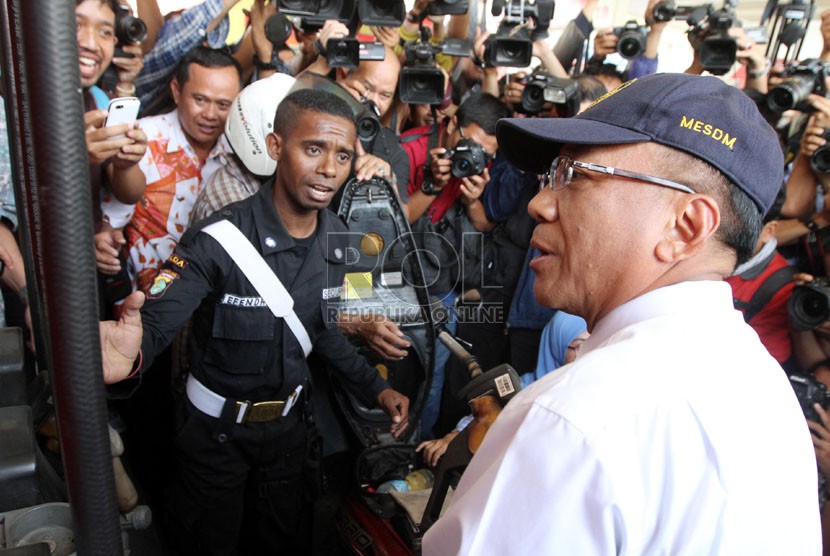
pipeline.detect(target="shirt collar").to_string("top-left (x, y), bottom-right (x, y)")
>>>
top-left (250, 180), bottom-right (348, 264)
top-left (581, 281), bottom-right (734, 356)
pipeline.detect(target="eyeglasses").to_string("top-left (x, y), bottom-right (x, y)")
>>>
top-left (542, 156), bottom-right (696, 195)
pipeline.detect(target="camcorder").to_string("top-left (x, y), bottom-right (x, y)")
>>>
top-left (517, 71), bottom-right (580, 116)
top-left (399, 30), bottom-right (470, 105)
top-left (321, 38), bottom-right (386, 69)
top-left (428, 0), bottom-right (469, 16)
top-left (442, 137), bottom-right (490, 178)
top-left (612, 20), bottom-right (647, 59)
top-left (788, 276), bottom-right (830, 331)
top-left (788, 373), bottom-right (830, 423)
top-left (280, 0), bottom-right (404, 26)
top-left (811, 129), bottom-right (830, 175)
top-left (113, 4), bottom-right (147, 57)
top-left (766, 58), bottom-right (830, 113)
top-left (484, 0), bottom-right (555, 67)
top-left (651, 0), bottom-right (738, 75)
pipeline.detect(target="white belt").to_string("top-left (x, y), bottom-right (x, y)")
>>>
top-left (186, 374), bottom-right (303, 424)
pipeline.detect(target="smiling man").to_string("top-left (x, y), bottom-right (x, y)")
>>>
top-left (101, 45), bottom-right (242, 294)
top-left (76, 0), bottom-right (147, 227)
top-left (423, 74), bottom-right (821, 554)
top-left (99, 89), bottom-right (410, 555)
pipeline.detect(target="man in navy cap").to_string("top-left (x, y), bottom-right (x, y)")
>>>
top-left (423, 74), bottom-right (821, 554)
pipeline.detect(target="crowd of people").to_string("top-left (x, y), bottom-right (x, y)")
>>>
top-left (2, 0), bottom-right (830, 553)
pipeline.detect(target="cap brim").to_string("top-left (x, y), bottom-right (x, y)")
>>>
top-left (496, 118), bottom-right (652, 174)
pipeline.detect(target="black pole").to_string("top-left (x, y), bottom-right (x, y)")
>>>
top-left (6, 1), bottom-right (124, 554)
top-left (0, 0), bottom-right (51, 369)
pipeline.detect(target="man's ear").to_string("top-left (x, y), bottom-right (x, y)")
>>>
top-left (266, 132), bottom-right (283, 162)
top-left (170, 79), bottom-right (181, 107)
top-left (335, 67), bottom-right (348, 82)
top-left (655, 194), bottom-right (721, 263)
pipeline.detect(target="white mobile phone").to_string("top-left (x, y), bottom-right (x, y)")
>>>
top-left (104, 96), bottom-right (140, 138)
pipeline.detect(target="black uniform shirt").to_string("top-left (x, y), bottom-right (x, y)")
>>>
top-left (137, 184), bottom-right (388, 404)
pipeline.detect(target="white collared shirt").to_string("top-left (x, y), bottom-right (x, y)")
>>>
top-left (424, 281), bottom-right (821, 556)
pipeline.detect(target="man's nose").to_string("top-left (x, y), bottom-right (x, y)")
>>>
top-left (528, 188), bottom-right (559, 223)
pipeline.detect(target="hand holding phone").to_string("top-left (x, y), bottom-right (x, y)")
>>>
top-left (105, 96), bottom-right (140, 139)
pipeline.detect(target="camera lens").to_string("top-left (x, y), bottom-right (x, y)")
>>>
top-left (265, 13), bottom-right (292, 47)
top-left (812, 144), bottom-right (830, 175)
top-left (452, 157), bottom-right (473, 178)
top-left (789, 283), bottom-right (830, 331)
top-left (652, 2), bottom-right (675, 22)
top-left (767, 73), bottom-right (815, 112)
top-left (520, 83), bottom-right (546, 114)
top-left (618, 35), bottom-right (643, 59)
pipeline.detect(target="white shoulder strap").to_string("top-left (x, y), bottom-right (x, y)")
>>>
top-left (201, 219), bottom-right (313, 357)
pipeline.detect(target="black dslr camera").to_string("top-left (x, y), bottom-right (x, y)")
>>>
top-left (113, 3), bottom-right (147, 58)
top-left (812, 130), bottom-right (830, 175)
top-left (442, 137), bottom-right (490, 178)
top-left (612, 20), bottom-right (647, 59)
top-left (788, 276), bottom-right (830, 331)
top-left (484, 0), bottom-right (555, 67)
top-left (788, 373), bottom-right (830, 423)
top-left (767, 59), bottom-right (830, 113)
top-left (518, 71), bottom-right (579, 117)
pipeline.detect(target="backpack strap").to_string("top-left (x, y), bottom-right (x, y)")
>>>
top-left (734, 265), bottom-right (796, 323)
top-left (89, 85), bottom-right (110, 110)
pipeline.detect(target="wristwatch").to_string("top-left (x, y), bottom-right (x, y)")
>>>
top-left (803, 217), bottom-right (822, 233)
top-left (253, 55), bottom-right (277, 71)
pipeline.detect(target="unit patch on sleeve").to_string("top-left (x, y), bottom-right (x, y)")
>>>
top-left (147, 270), bottom-right (180, 299)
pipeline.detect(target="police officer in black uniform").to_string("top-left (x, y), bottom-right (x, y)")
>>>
top-left (101, 89), bottom-right (410, 556)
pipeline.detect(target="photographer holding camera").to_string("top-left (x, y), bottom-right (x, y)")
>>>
top-left (401, 92), bottom-right (510, 438)
top-left (587, 0), bottom-right (668, 85)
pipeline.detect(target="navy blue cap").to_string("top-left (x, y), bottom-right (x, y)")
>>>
top-left (496, 73), bottom-right (784, 214)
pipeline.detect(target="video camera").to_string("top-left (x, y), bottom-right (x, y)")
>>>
top-left (517, 71), bottom-right (580, 116)
top-left (428, 0), bottom-right (469, 16)
top-left (766, 58), bottom-right (830, 113)
top-left (788, 276), bottom-right (830, 331)
top-left (484, 0), bottom-right (555, 68)
top-left (811, 130), bottom-right (830, 175)
top-left (399, 30), bottom-right (470, 105)
top-left (788, 373), bottom-right (830, 423)
top-left (612, 20), bottom-right (647, 59)
top-left (651, 0), bottom-right (738, 75)
top-left (442, 137), bottom-right (490, 178)
top-left (279, 0), bottom-right (404, 26)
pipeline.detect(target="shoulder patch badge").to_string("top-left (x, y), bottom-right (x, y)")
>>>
top-left (147, 270), bottom-right (179, 299)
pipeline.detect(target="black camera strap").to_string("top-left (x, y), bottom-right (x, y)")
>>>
top-left (733, 265), bottom-right (796, 323)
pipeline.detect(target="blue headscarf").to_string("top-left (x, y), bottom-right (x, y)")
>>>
top-left (522, 312), bottom-right (588, 387)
